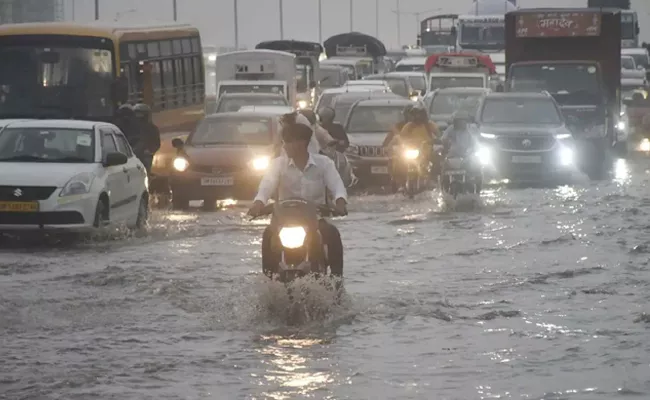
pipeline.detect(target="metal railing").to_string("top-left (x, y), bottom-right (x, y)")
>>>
top-left (128, 82), bottom-right (205, 111)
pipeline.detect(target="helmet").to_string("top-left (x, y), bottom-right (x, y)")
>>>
top-left (298, 109), bottom-right (317, 125)
top-left (318, 107), bottom-right (335, 124)
top-left (452, 110), bottom-right (471, 122)
top-left (133, 103), bottom-right (151, 120)
top-left (116, 103), bottom-right (134, 118)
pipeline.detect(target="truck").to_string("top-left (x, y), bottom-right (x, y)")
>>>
top-left (504, 8), bottom-right (623, 179)
top-left (212, 49), bottom-right (297, 110)
top-left (255, 40), bottom-right (323, 109)
top-left (457, 15), bottom-right (505, 51)
top-left (586, 0), bottom-right (639, 48)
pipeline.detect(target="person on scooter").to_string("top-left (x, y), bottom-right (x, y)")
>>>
top-left (440, 111), bottom-right (481, 191)
top-left (318, 107), bottom-right (349, 152)
top-left (248, 112), bottom-right (348, 279)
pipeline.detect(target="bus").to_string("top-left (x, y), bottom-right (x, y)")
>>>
top-left (456, 15), bottom-right (505, 51)
top-left (418, 14), bottom-right (458, 48)
top-left (0, 22), bottom-right (205, 133)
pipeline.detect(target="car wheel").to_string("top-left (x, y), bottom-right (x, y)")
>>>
top-left (135, 194), bottom-right (149, 229)
top-left (93, 198), bottom-right (107, 228)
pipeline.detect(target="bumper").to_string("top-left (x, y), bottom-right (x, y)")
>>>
top-left (170, 171), bottom-right (264, 200)
top-left (0, 191), bottom-right (96, 232)
top-left (348, 156), bottom-right (391, 184)
top-left (480, 147), bottom-right (575, 181)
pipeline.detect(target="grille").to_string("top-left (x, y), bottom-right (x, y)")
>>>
top-left (189, 165), bottom-right (240, 174)
top-left (0, 211), bottom-right (84, 225)
top-left (358, 145), bottom-right (387, 157)
top-left (0, 186), bottom-right (57, 201)
top-left (496, 136), bottom-right (555, 151)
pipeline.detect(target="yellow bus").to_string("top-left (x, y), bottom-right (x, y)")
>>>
top-left (0, 22), bottom-right (205, 133)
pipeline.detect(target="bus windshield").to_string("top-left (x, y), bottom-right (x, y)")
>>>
top-left (0, 37), bottom-right (114, 119)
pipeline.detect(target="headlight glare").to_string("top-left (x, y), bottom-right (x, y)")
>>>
top-left (555, 133), bottom-right (572, 140)
top-left (297, 100), bottom-right (308, 109)
top-left (278, 226), bottom-right (307, 249)
top-left (559, 146), bottom-right (573, 166)
top-left (173, 157), bottom-right (189, 172)
top-left (252, 156), bottom-right (270, 171)
top-left (404, 148), bottom-right (420, 160)
top-left (475, 146), bottom-right (491, 165)
top-left (480, 132), bottom-right (496, 139)
top-left (640, 138), bottom-right (650, 152)
top-left (616, 121), bottom-right (626, 131)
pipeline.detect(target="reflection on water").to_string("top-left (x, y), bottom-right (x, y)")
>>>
top-left (257, 336), bottom-right (333, 400)
top-left (614, 158), bottom-right (631, 184)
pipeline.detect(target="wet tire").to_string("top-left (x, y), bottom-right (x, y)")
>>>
top-left (93, 199), bottom-right (107, 228)
top-left (135, 194), bottom-right (149, 229)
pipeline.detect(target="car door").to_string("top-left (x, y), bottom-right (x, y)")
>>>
top-left (112, 128), bottom-right (144, 209)
top-left (99, 127), bottom-right (129, 221)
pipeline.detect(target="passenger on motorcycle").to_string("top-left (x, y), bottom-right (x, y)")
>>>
top-left (273, 112), bottom-right (321, 156)
top-left (299, 109), bottom-right (336, 152)
top-left (318, 107), bottom-right (349, 152)
top-left (384, 106), bottom-right (440, 187)
top-left (248, 112), bottom-right (348, 279)
top-left (440, 111), bottom-right (481, 191)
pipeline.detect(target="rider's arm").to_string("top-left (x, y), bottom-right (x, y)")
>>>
top-left (314, 124), bottom-right (335, 147)
top-left (428, 121), bottom-right (440, 139)
top-left (252, 157), bottom-right (283, 204)
top-left (323, 157), bottom-right (348, 204)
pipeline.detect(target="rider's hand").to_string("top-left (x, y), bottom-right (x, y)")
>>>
top-left (248, 200), bottom-right (264, 217)
top-left (334, 198), bottom-right (348, 216)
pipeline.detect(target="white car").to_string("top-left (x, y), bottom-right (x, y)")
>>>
top-left (0, 120), bottom-right (148, 232)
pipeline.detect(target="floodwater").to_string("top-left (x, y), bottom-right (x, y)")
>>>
top-left (2, 159), bottom-right (650, 400)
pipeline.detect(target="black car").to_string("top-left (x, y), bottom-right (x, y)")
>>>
top-left (471, 92), bottom-right (576, 183)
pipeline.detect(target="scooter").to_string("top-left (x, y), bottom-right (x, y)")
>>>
top-left (392, 142), bottom-right (431, 199)
top-left (440, 156), bottom-right (482, 200)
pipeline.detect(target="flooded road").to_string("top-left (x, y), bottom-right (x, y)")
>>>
top-left (2, 159), bottom-right (650, 399)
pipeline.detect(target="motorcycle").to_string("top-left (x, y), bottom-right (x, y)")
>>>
top-left (440, 156), bottom-right (482, 200)
top-left (254, 199), bottom-right (346, 283)
top-left (392, 142), bottom-right (431, 199)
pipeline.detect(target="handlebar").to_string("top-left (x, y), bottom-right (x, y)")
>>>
top-left (249, 202), bottom-right (347, 220)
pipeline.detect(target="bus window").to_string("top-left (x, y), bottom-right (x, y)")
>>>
top-left (162, 59), bottom-right (174, 108)
top-left (183, 57), bottom-right (194, 103)
top-left (151, 61), bottom-right (162, 110)
top-left (174, 58), bottom-right (183, 106)
top-left (193, 56), bottom-right (203, 101)
top-left (160, 40), bottom-right (172, 56)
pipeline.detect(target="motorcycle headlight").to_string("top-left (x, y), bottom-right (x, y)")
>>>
top-left (297, 100), bottom-right (308, 109)
top-left (640, 138), bottom-right (650, 152)
top-left (60, 172), bottom-right (95, 197)
top-left (278, 226), bottom-right (307, 249)
top-left (555, 133), bottom-right (572, 140)
top-left (475, 145), bottom-right (491, 166)
top-left (173, 157), bottom-right (189, 172)
top-left (404, 148), bottom-right (420, 160)
top-left (559, 146), bottom-right (573, 166)
top-left (616, 121), bottom-right (626, 131)
top-left (480, 132), bottom-right (496, 139)
top-left (409, 95), bottom-right (419, 102)
top-left (251, 156), bottom-right (270, 171)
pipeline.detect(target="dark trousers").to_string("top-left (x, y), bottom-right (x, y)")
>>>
top-left (262, 219), bottom-right (343, 278)
top-left (138, 154), bottom-right (153, 175)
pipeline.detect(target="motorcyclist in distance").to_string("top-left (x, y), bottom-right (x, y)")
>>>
top-left (318, 107), bottom-right (349, 152)
top-left (132, 103), bottom-right (161, 175)
top-left (382, 104), bottom-right (414, 147)
top-left (440, 110), bottom-right (481, 191)
top-left (248, 112), bottom-right (348, 278)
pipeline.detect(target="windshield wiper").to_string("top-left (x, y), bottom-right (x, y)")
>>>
top-left (0, 155), bottom-right (49, 162)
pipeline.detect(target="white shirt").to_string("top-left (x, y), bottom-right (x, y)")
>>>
top-left (253, 153), bottom-right (348, 205)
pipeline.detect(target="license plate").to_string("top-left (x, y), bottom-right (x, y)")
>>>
top-left (371, 166), bottom-right (389, 174)
top-left (0, 201), bottom-right (39, 212)
top-left (512, 155), bottom-right (541, 163)
top-left (201, 176), bottom-right (234, 186)
top-left (445, 169), bottom-right (466, 175)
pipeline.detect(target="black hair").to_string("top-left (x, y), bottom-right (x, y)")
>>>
top-left (281, 112), bottom-right (312, 143)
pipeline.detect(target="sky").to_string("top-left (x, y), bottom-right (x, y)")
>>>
top-left (67, 0), bottom-right (650, 49)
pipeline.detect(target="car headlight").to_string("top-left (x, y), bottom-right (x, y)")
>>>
top-left (173, 157), bottom-right (189, 172)
top-left (480, 132), bottom-right (496, 139)
top-left (404, 148), bottom-right (420, 159)
top-left (475, 145), bottom-right (491, 165)
top-left (559, 146), bottom-right (573, 166)
top-left (409, 95), bottom-right (419, 102)
top-left (555, 133), bottom-right (572, 140)
top-left (640, 138), bottom-right (650, 152)
top-left (297, 100), bottom-right (308, 109)
top-left (278, 226), bottom-right (307, 249)
top-left (60, 172), bottom-right (95, 197)
top-left (251, 156), bottom-right (270, 171)
top-left (616, 121), bottom-right (626, 131)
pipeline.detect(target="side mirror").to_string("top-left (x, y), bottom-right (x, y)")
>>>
top-left (172, 138), bottom-right (184, 149)
top-left (104, 152), bottom-right (128, 167)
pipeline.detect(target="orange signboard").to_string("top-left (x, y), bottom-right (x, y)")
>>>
top-left (515, 12), bottom-right (601, 37)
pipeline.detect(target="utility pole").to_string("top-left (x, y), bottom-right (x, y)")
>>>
top-left (279, 0), bottom-right (284, 39)
top-left (349, 0), bottom-right (353, 31)
top-left (234, 0), bottom-right (239, 49)
top-left (396, 0), bottom-right (400, 47)
top-left (72, 0), bottom-right (75, 21)
top-left (318, 0), bottom-right (322, 43)
top-left (95, 0), bottom-right (99, 20)
top-left (173, 0), bottom-right (177, 21)
top-left (375, 0), bottom-right (379, 38)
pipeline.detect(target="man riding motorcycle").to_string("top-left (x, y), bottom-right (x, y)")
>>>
top-left (318, 107), bottom-right (349, 153)
top-left (132, 103), bottom-right (161, 175)
top-left (248, 112), bottom-right (348, 279)
top-left (384, 106), bottom-right (440, 189)
top-left (382, 104), bottom-right (414, 148)
top-left (440, 111), bottom-right (481, 192)
top-left (114, 104), bottom-right (139, 147)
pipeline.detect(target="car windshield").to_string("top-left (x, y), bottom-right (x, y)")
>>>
top-left (621, 21), bottom-right (636, 40)
top-left (190, 117), bottom-right (273, 145)
top-left (0, 128), bottom-right (95, 162)
top-left (333, 98), bottom-right (364, 124)
top-left (321, 68), bottom-right (344, 88)
top-left (218, 84), bottom-right (284, 98)
top-left (407, 75), bottom-right (426, 93)
top-left (384, 78), bottom-right (409, 97)
top-left (622, 57), bottom-right (636, 70)
top-left (509, 63), bottom-right (601, 105)
top-left (215, 96), bottom-right (288, 113)
top-left (430, 92), bottom-right (483, 115)
top-left (480, 98), bottom-right (562, 125)
top-left (627, 53), bottom-right (650, 69)
top-left (324, 63), bottom-right (355, 80)
top-left (0, 40), bottom-right (114, 119)
top-left (316, 92), bottom-right (340, 113)
top-left (459, 25), bottom-right (504, 46)
top-left (346, 106), bottom-right (405, 133)
top-left (430, 76), bottom-right (484, 91)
